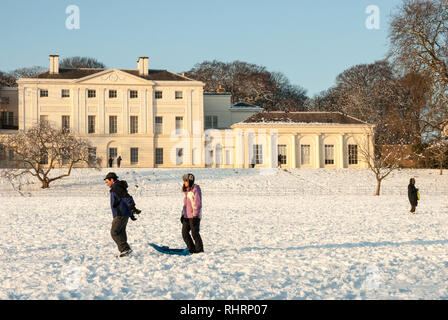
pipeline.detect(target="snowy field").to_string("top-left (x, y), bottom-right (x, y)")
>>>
top-left (0, 168), bottom-right (447, 300)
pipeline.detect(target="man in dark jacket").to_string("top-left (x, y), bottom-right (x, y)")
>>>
top-left (104, 172), bottom-right (132, 257)
top-left (408, 178), bottom-right (419, 214)
top-left (117, 156), bottom-right (122, 168)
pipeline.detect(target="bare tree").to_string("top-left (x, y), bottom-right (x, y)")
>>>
top-left (185, 60), bottom-right (307, 110)
top-left (425, 138), bottom-right (448, 175)
top-left (389, 0), bottom-right (448, 87)
top-left (1, 121), bottom-right (100, 189)
top-left (9, 66), bottom-right (46, 79)
top-left (60, 56), bottom-right (106, 69)
top-left (0, 71), bottom-right (17, 87)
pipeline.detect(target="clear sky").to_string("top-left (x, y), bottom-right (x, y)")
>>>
top-left (0, 0), bottom-right (404, 96)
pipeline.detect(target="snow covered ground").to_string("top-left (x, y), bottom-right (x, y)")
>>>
top-left (0, 168), bottom-right (447, 300)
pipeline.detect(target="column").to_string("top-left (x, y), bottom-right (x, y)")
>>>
top-left (315, 134), bottom-right (321, 168)
top-left (290, 134), bottom-right (297, 169)
top-left (339, 134), bottom-right (345, 168)
top-left (99, 88), bottom-right (105, 134)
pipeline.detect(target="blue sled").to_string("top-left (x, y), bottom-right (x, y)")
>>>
top-left (149, 243), bottom-right (191, 256)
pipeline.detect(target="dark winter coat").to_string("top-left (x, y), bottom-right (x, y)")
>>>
top-left (110, 180), bottom-right (134, 218)
top-left (408, 180), bottom-right (418, 207)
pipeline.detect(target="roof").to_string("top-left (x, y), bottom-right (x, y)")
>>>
top-left (230, 102), bottom-right (264, 110)
top-left (241, 111), bottom-right (368, 125)
top-left (33, 68), bottom-right (192, 81)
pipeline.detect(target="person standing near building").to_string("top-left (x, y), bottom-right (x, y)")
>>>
top-left (117, 156), bottom-right (122, 168)
top-left (108, 156), bottom-right (113, 168)
top-left (180, 173), bottom-right (204, 254)
top-left (408, 178), bottom-right (419, 214)
top-left (104, 172), bottom-right (133, 257)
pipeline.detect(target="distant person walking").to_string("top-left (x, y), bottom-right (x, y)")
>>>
top-left (408, 178), bottom-right (419, 214)
top-left (117, 156), bottom-right (122, 168)
top-left (180, 173), bottom-right (204, 254)
top-left (108, 156), bottom-right (113, 168)
top-left (104, 172), bottom-right (133, 257)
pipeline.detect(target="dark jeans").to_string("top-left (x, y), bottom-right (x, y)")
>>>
top-left (182, 218), bottom-right (204, 253)
top-left (111, 216), bottom-right (131, 252)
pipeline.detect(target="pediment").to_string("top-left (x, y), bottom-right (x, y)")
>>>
top-left (74, 69), bottom-right (153, 85)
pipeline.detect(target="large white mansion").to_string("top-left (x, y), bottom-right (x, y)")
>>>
top-left (0, 55), bottom-right (374, 169)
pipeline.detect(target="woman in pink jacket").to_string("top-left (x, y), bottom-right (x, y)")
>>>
top-left (181, 173), bottom-right (204, 254)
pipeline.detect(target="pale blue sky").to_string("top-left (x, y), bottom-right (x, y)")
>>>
top-left (0, 0), bottom-right (403, 96)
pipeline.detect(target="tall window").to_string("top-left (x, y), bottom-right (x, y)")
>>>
top-left (176, 148), bottom-right (184, 165)
top-left (88, 90), bottom-right (96, 98)
top-left (175, 91), bottom-right (183, 99)
top-left (8, 112), bottom-right (13, 126)
top-left (253, 145), bottom-right (263, 165)
top-left (88, 115), bottom-right (96, 134)
top-left (109, 116), bottom-right (117, 134)
top-left (130, 90), bottom-right (138, 99)
top-left (130, 116), bottom-right (138, 134)
top-left (155, 148), bottom-right (163, 165)
top-left (278, 145), bottom-right (287, 165)
top-left (155, 91), bottom-right (163, 99)
top-left (348, 145), bottom-right (358, 165)
top-left (109, 90), bottom-right (117, 98)
top-left (325, 145), bottom-right (335, 165)
top-left (175, 116), bottom-right (183, 134)
top-left (88, 147), bottom-right (96, 164)
top-left (109, 148), bottom-right (117, 159)
top-left (130, 148), bottom-right (139, 164)
top-left (62, 116), bottom-right (70, 132)
top-left (0, 112), bottom-right (6, 125)
top-left (301, 145), bottom-right (311, 165)
top-left (40, 90), bottom-right (48, 98)
top-left (155, 117), bottom-right (163, 134)
top-left (40, 115), bottom-right (48, 124)
top-left (40, 151), bottom-right (48, 165)
top-left (0, 144), bottom-right (5, 160)
top-left (205, 115), bottom-right (218, 129)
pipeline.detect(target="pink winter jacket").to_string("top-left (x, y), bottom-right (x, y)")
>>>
top-left (182, 184), bottom-right (202, 219)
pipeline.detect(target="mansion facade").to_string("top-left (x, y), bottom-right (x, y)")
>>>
top-left (0, 55), bottom-right (374, 169)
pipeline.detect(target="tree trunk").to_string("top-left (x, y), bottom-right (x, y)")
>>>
top-left (41, 179), bottom-right (50, 189)
top-left (376, 178), bottom-right (381, 196)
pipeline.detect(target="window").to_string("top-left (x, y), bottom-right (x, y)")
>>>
top-left (325, 145), bottom-right (335, 165)
top-left (348, 145), bottom-right (358, 165)
top-left (40, 151), bottom-right (48, 165)
top-left (62, 154), bottom-right (70, 165)
top-left (40, 115), bottom-right (48, 124)
top-left (0, 112), bottom-right (6, 125)
top-left (130, 116), bottom-right (138, 134)
top-left (109, 90), bottom-right (117, 98)
top-left (0, 144), bottom-right (5, 160)
top-left (109, 148), bottom-right (117, 160)
top-left (155, 91), bottom-right (163, 99)
top-left (8, 149), bottom-right (14, 160)
top-left (225, 149), bottom-right (232, 165)
top-left (155, 117), bottom-right (163, 134)
top-left (175, 91), bottom-right (183, 99)
top-left (205, 115), bottom-right (218, 129)
top-left (176, 148), bottom-right (184, 165)
top-left (301, 145), bottom-right (311, 165)
top-left (88, 147), bottom-right (96, 164)
top-left (278, 145), bottom-right (287, 165)
top-left (155, 148), bottom-right (163, 165)
top-left (62, 116), bottom-right (70, 132)
top-left (88, 90), bottom-right (96, 98)
top-left (8, 112), bottom-right (14, 126)
top-left (130, 148), bottom-right (139, 164)
top-left (61, 89), bottom-right (70, 98)
top-left (109, 116), bottom-right (117, 134)
top-left (175, 116), bottom-right (183, 134)
top-left (130, 90), bottom-right (138, 99)
top-left (88, 115), bottom-right (96, 134)
top-left (40, 90), bottom-right (48, 98)
top-left (253, 145), bottom-right (263, 165)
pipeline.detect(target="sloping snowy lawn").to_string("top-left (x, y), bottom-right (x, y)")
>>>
top-left (0, 168), bottom-right (447, 299)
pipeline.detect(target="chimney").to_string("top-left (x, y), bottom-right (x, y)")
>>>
top-left (49, 54), bottom-right (59, 74)
top-left (217, 84), bottom-right (225, 93)
top-left (137, 56), bottom-right (149, 76)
